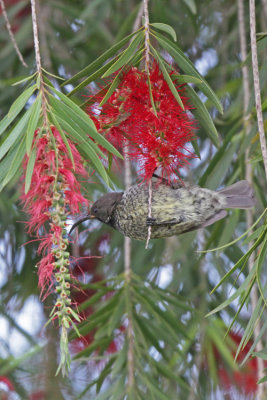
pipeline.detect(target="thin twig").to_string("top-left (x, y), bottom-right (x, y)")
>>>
top-left (30, 0), bottom-right (49, 128)
top-left (0, 0), bottom-right (28, 67)
top-left (238, 1), bottom-right (266, 398)
top-left (249, 0), bottom-right (267, 179)
top-left (31, 0), bottom-right (41, 73)
top-left (143, 0), bottom-right (150, 70)
top-left (124, 142), bottom-right (132, 282)
top-left (143, 0), bottom-right (153, 248)
top-left (36, 1), bottom-right (52, 69)
top-left (145, 179), bottom-right (152, 249)
top-left (132, 2), bottom-right (144, 33)
top-left (124, 133), bottom-right (134, 391)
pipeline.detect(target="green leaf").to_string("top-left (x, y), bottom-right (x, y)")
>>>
top-left (256, 236), bottom-right (267, 305)
top-left (172, 74), bottom-right (203, 84)
top-left (24, 145), bottom-right (37, 194)
top-left (0, 345), bottom-right (42, 375)
top-left (205, 141), bottom-right (238, 189)
top-left (184, 84), bottom-right (220, 147)
top-left (150, 23), bottom-right (177, 42)
top-left (153, 32), bottom-right (223, 113)
top-left (99, 69), bottom-right (123, 106)
top-left (66, 57), bottom-right (117, 97)
top-left (206, 268), bottom-right (257, 316)
top-left (63, 30), bottom-right (140, 86)
top-left (147, 71), bottom-right (158, 116)
top-left (48, 111), bottom-right (75, 168)
top-left (50, 105), bottom-right (105, 158)
top-left (48, 88), bottom-right (123, 159)
top-left (151, 46), bottom-right (184, 109)
top-left (96, 356), bottom-right (116, 393)
top-left (0, 106), bottom-right (31, 161)
top-left (207, 325), bottom-right (237, 369)
top-left (107, 293), bottom-right (125, 336)
top-left (26, 94), bottom-right (42, 155)
top-left (183, 0), bottom-right (197, 14)
top-left (74, 336), bottom-right (113, 359)
top-left (0, 137), bottom-right (26, 190)
top-left (11, 72), bottom-right (37, 86)
top-left (51, 113), bottom-right (110, 185)
top-left (8, 84), bottom-right (37, 118)
top-left (242, 225), bottom-right (265, 245)
top-left (102, 31), bottom-right (144, 78)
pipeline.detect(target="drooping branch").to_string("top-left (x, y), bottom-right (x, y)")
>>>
top-left (123, 146), bottom-right (135, 390)
top-left (0, 0), bottom-right (28, 67)
top-left (249, 0), bottom-right (267, 179)
top-left (238, 1), bottom-right (266, 398)
top-left (143, 0), bottom-right (150, 69)
top-left (30, 0), bottom-right (48, 127)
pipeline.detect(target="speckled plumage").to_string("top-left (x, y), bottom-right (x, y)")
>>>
top-left (81, 179), bottom-right (255, 241)
top-left (109, 182), bottom-right (226, 240)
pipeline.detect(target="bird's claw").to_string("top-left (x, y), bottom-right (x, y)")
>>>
top-left (146, 217), bottom-right (156, 226)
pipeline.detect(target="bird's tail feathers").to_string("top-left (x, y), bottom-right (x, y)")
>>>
top-left (219, 180), bottom-right (256, 209)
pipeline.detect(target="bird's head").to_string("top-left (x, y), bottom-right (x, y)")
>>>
top-left (69, 192), bottom-right (123, 236)
top-left (90, 192), bottom-right (123, 223)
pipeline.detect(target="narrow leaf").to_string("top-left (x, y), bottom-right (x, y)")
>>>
top-left (150, 22), bottom-right (177, 42)
top-left (25, 146), bottom-right (37, 193)
top-left (63, 31), bottom-right (139, 85)
top-left (26, 94), bottom-right (42, 155)
top-left (153, 32), bottom-right (223, 113)
top-left (172, 74), bottom-right (203, 84)
top-left (48, 90), bottom-right (123, 158)
top-left (151, 46), bottom-right (184, 109)
top-left (67, 57), bottom-right (117, 96)
top-left (48, 111), bottom-right (75, 168)
top-left (183, 0), bottom-right (197, 14)
top-left (0, 106), bottom-right (31, 161)
top-left (52, 113), bottom-right (110, 185)
top-left (184, 85), bottom-right (219, 147)
top-left (8, 85), bottom-right (37, 118)
top-left (99, 69), bottom-right (123, 106)
top-left (102, 31), bottom-right (144, 78)
top-left (0, 138), bottom-right (26, 190)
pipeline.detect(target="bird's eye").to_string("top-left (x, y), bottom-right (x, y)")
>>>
top-left (93, 207), bottom-right (98, 214)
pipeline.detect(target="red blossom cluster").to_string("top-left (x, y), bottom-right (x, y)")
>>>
top-left (214, 332), bottom-right (267, 395)
top-left (87, 63), bottom-right (196, 182)
top-left (21, 127), bottom-right (88, 295)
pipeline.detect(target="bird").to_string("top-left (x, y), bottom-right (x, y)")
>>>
top-left (69, 178), bottom-right (256, 241)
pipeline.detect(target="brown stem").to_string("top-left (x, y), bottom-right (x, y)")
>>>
top-left (0, 0), bottom-right (28, 67)
top-left (238, 1), bottom-right (266, 398)
top-left (30, 0), bottom-right (49, 128)
top-left (143, 0), bottom-right (150, 70)
top-left (123, 143), bottom-right (135, 390)
top-left (249, 0), bottom-right (267, 179)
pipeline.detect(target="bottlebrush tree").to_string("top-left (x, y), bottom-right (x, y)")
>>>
top-left (0, 0), bottom-right (266, 399)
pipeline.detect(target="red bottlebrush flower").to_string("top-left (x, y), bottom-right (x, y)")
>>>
top-left (215, 332), bottom-right (267, 395)
top-left (21, 127), bottom-right (88, 292)
top-left (87, 63), bottom-right (196, 182)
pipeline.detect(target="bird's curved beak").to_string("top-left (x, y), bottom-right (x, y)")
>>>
top-left (68, 214), bottom-right (96, 237)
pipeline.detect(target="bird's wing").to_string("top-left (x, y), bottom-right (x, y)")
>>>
top-left (146, 216), bottom-right (184, 226)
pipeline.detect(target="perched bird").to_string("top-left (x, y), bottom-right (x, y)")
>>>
top-left (70, 179), bottom-right (255, 241)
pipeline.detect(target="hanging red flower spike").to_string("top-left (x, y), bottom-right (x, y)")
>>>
top-left (21, 126), bottom-right (88, 305)
top-left (88, 63), bottom-right (196, 182)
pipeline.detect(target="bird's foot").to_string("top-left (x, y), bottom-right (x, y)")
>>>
top-left (146, 217), bottom-right (156, 226)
